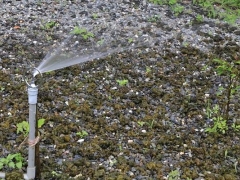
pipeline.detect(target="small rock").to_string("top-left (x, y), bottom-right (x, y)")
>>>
top-left (128, 140), bottom-right (134, 144)
top-left (77, 139), bottom-right (84, 143)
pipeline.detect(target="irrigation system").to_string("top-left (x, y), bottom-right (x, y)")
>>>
top-left (0, 32), bottom-right (152, 179)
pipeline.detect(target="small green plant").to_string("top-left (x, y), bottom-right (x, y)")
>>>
top-left (51, 171), bottom-right (61, 177)
top-left (205, 104), bottom-right (228, 134)
top-left (213, 58), bottom-right (240, 121)
top-left (17, 119), bottom-right (45, 137)
top-left (128, 38), bottom-right (134, 43)
top-left (70, 26), bottom-right (94, 40)
top-left (137, 120), bottom-right (155, 129)
top-left (137, 121), bottom-right (146, 127)
top-left (116, 79), bottom-right (128, 86)
top-left (92, 13), bottom-right (98, 19)
top-left (0, 87), bottom-right (5, 92)
top-left (196, 14), bottom-right (204, 22)
top-left (146, 66), bottom-right (152, 74)
top-left (148, 15), bottom-right (160, 22)
top-left (201, 64), bottom-right (209, 71)
top-left (76, 130), bottom-right (88, 138)
top-left (168, 169), bottom-right (180, 180)
top-left (0, 153), bottom-right (24, 170)
top-left (182, 42), bottom-right (189, 47)
top-left (232, 123), bottom-right (240, 131)
top-left (97, 39), bottom-right (104, 45)
top-left (172, 4), bottom-right (184, 16)
top-left (168, 0), bottom-right (177, 5)
top-left (45, 21), bottom-right (56, 29)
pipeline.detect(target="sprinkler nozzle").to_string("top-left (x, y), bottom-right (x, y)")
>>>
top-left (24, 67), bottom-right (42, 88)
top-left (33, 68), bottom-right (41, 77)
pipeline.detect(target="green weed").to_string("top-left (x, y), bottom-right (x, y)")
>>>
top-left (70, 26), bottom-right (94, 40)
top-left (116, 79), bottom-right (128, 86)
top-left (205, 58), bottom-right (240, 134)
top-left (171, 4), bottom-right (184, 16)
top-left (0, 153), bottom-right (24, 170)
top-left (168, 169), bottom-right (180, 180)
top-left (196, 14), bottom-right (204, 22)
top-left (17, 119), bottom-right (45, 137)
top-left (76, 130), bottom-right (88, 138)
top-left (148, 15), bottom-right (161, 22)
top-left (45, 21), bottom-right (57, 29)
top-left (205, 104), bottom-right (228, 134)
top-left (213, 58), bottom-right (240, 121)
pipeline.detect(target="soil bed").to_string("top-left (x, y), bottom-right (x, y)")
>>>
top-left (0, 1), bottom-right (240, 180)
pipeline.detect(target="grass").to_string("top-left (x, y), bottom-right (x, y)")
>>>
top-left (149, 0), bottom-right (240, 24)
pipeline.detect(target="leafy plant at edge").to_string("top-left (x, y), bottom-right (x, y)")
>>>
top-left (213, 59), bottom-right (240, 122)
top-left (0, 153), bottom-right (24, 170)
top-left (205, 59), bottom-right (240, 133)
top-left (17, 119), bottom-right (45, 137)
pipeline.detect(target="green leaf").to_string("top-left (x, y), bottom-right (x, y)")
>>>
top-left (0, 162), bottom-right (3, 170)
top-left (7, 154), bottom-right (17, 160)
top-left (38, 118), bottom-right (45, 128)
top-left (14, 153), bottom-right (24, 162)
top-left (16, 161), bottom-right (23, 169)
top-left (0, 158), bottom-right (7, 164)
top-left (8, 161), bottom-right (15, 168)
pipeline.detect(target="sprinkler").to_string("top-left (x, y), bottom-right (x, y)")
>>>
top-left (0, 67), bottom-right (42, 180)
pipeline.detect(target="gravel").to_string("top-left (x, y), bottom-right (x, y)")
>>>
top-left (0, 1), bottom-right (240, 180)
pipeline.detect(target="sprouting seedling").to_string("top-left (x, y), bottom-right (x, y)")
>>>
top-left (76, 130), bottom-right (88, 138)
top-left (97, 39), bottom-right (104, 44)
top-left (137, 121), bottom-right (145, 127)
top-left (44, 21), bottom-right (57, 30)
top-left (70, 26), bottom-right (94, 40)
top-left (17, 118), bottom-right (45, 137)
top-left (117, 79), bottom-right (128, 86)
top-left (168, 169), bottom-right (180, 180)
top-left (92, 13), bottom-right (98, 19)
top-left (146, 66), bottom-right (151, 74)
top-left (128, 38), bottom-right (134, 43)
top-left (196, 14), bottom-right (203, 22)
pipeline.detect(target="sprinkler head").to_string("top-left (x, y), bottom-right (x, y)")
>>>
top-left (23, 67), bottom-right (42, 88)
top-left (33, 68), bottom-right (40, 77)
